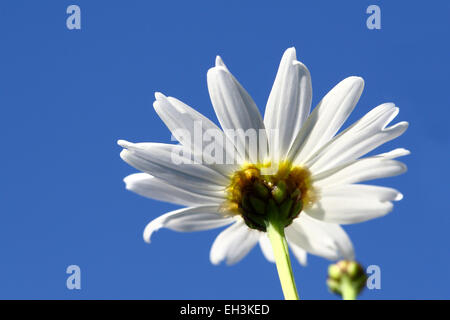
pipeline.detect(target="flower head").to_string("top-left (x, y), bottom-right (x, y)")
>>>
top-left (118, 47), bottom-right (409, 267)
top-left (223, 162), bottom-right (316, 232)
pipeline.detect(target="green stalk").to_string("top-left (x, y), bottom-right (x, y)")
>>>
top-left (340, 276), bottom-right (358, 300)
top-left (266, 218), bottom-right (299, 300)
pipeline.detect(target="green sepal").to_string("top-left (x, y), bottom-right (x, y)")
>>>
top-left (272, 181), bottom-right (287, 204)
top-left (249, 196), bottom-right (266, 215)
top-left (290, 200), bottom-right (303, 219)
top-left (279, 199), bottom-right (293, 220)
top-left (253, 181), bottom-right (269, 198)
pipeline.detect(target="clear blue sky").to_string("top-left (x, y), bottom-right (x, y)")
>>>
top-left (0, 0), bottom-right (449, 299)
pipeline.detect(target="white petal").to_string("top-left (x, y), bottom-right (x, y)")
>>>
top-left (118, 140), bottom-right (228, 196)
top-left (143, 206), bottom-right (233, 243)
top-left (124, 173), bottom-right (225, 206)
top-left (306, 103), bottom-right (409, 173)
top-left (313, 148), bottom-right (410, 188)
top-left (210, 219), bottom-right (259, 265)
top-left (287, 77), bottom-right (364, 164)
top-left (321, 184), bottom-right (403, 201)
top-left (285, 214), bottom-right (354, 260)
top-left (264, 48), bottom-right (312, 160)
top-left (153, 93), bottom-right (240, 174)
top-left (287, 240), bottom-right (308, 266)
top-left (305, 184), bottom-right (402, 224)
top-left (259, 234), bottom-right (275, 263)
top-left (207, 57), bottom-right (268, 163)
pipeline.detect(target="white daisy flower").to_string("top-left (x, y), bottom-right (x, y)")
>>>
top-left (118, 47), bottom-right (408, 299)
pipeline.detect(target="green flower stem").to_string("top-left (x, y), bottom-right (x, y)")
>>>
top-left (266, 217), bottom-right (299, 300)
top-left (340, 276), bottom-right (358, 300)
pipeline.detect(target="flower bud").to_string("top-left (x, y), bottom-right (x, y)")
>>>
top-left (327, 260), bottom-right (367, 300)
top-left (328, 264), bottom-right (342, 280)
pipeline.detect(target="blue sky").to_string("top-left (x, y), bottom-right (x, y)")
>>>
top-left (0, 0), bottom-right (449, 299)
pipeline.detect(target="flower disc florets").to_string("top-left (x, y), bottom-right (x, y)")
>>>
top-left (223, 162), bottom-right (316, 232)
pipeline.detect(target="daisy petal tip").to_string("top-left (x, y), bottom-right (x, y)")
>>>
top-left (123, 177), bottom-right (135, 190)
top-left (209, 254), bottom-right (220, 266)
top-left (143, 235), bottom-right (152, 244)
top-left (299, 258), bottom-right (307, 267)
top-left (210, 65), bottom-right (228, 75)
top-left (122, 175), bottom-right (130, 185)
top-left (354, 76), bottom-right (365, 86)
top-left (119, 149), bottom-right (129, 162)
top-left (215, 55), bottom-right (225, 67)
top-left (397, 148), bottom-right (411, 157)
top-left (152, 99), bottom-right (160, 111)
top-left (394, 192), bottom-right (404, 201)
top-left (284, 46), bottom-right (297, 57)
top-left (344, 76), bottom-right (365, 89)
top-left (292, 60), bottom-right (310, 74)
top-left (206, 66), bottom-right (217, 78)
top-left (143, 228), bottom-right (152, 243)
top-left (390, 121), bottom-right (409, 134)
top-left (154, 92), bottom-right (166, 100)
top-left (378, 102), bottom-right (396, 111)
top-left (389, 105), bottom-right (400, 119)
top-left (143, 222), bottom-right (161, 244)
top-left (117, 139), bottom-right (132, 148)
top-left (291, 59), bottom-right (305, 68)
top-left (380, 148), bottom-right (410, 159)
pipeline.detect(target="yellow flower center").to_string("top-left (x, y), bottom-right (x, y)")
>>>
top-left (222, 161), bottom-right (316, 231)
